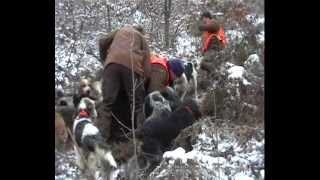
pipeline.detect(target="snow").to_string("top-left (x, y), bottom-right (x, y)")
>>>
top-left (176, 32), bottom-right (197, 57)
top-left (260, 169), bottom-right (265, 179)
top-left (56, 120), bottom-right (264, 180)
top-left (234, 172), bottom-right (254, 180)
top-left (256, 30), bottom-right (265, 44)
top-left (227, 65), bottom-right (245, 79)
top-left (226, 30), bottom-right (244, 41)
top-left (246, 54), bottom-right (260, 64)
top-left (212, 12), bottom-right (224, 16)
top-left (154, 120), bottom-right (264, 179)
top-left (256, 17), bottom-right (265, 26)
top-left (227, 63), bottom-right (252, 85)
top-left (246, 14), bottom-right (264, 27)
top-left (163, 147), bottom-right (187, 163)
top-left (55, 151), bottom-right (80, 180)
top-left (132, 10), bottom-right (146, 24)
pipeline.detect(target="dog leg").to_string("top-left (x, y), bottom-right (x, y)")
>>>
top-left (194, 77), bottom-right (198, 102)
top-left (86, 153), bottom-right (97, 179)
top-left (181, 88), bottom-right (188, 101)
top-left (74, 146), bottom-right (85, 170)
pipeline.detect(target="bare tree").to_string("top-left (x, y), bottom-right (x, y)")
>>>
top-left (164, 0), bottom-right (172, 48)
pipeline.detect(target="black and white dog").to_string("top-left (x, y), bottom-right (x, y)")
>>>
top-left (144, 87), bottom-right (182, 119)
top-left (143, 91), bottom-right (172, 122)
top-left (72, 97), bottom-right (117, 178)
top-left (174, 60), bottom-right (198, 101)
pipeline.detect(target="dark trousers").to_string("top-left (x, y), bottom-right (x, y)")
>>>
top-left (97, 63), bottom-right (146, 140)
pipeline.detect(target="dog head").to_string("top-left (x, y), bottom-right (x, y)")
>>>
top-left (79, 78), bottom-right (92, 97)
top-left (159, 87), bottom-right (182, 111)
top-left (77, 97), bottom-right (97, 120)
top-left (144, 91), bottom-right (171, 119)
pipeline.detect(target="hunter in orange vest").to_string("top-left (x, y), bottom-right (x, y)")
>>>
top-left (198, 11), bottom-right (228, 90)
top-left (199, 11), bottom-right (227, 53)
top-left (147, 53), bottom-right (185, 93)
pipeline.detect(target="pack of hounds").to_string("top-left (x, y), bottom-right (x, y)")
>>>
top-left (55, 60), bottom-right (201, 178)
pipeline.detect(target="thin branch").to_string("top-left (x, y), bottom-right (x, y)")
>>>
top-left (111, 112), bottom-right (132, 132)
top-left (130, 30), bottom-right (138, 160)
top-left (129, 29), bottom-right (139, 177)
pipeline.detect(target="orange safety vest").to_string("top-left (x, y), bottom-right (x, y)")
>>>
top-left (150, 54), bottom-right (173, 86)
top-left (202, 26), bottom-right (227, 53)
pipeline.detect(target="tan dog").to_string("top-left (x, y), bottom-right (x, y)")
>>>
top-left (55, 112), bottom-right (68, 150)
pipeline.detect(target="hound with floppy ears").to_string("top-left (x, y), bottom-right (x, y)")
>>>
top-left (72, 97), bottom-right (117, 178)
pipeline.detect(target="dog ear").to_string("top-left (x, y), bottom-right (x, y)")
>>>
top-left (184, 62), bottom-right (193, 81)
top-left (144, 95), bottom-right (153, 119)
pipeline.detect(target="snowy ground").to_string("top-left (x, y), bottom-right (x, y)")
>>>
top-left (150, 118), bottom-right (265, 180)
top-left (55, 150), bottom-right (81, 180)
top-left (55, 119), bottom-right (264, 180)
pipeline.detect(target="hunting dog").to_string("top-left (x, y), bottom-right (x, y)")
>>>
top-left (55, 112), bottom-right (68, 150)
top-left (174, 60), bottom-right (198, 101)
top-left (72, 97), bottom-right (117, 178)
top-left (143, 91), bottom-right (172, 121)
top-left (137, 98), bottom-right (201, 173)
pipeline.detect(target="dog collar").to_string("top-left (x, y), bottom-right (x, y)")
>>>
top-left (79, 110), bottom-right (90, 118)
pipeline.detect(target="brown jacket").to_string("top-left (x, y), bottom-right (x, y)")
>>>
top-left (101, 26), bottom-right (151, 78)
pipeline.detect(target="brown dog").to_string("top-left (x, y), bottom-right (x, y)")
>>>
top-left (55, 112), bottom-right (68, 150)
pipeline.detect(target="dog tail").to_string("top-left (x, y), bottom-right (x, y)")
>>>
top-left (94, 137), bottom-right (117, 169)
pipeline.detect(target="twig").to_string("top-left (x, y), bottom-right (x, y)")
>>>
top-left (120, 127), bottom-right (132, 141)
top-left (111, 112), bottom-right (132, 132)
top-left (212, 89), bottom-right (221, 180)
top-left (134, 78), bottom-right (146, 91)
top-left (213, 89), bottom-right (217, 119)
top-left (130, 28), bottom-right (139, 172)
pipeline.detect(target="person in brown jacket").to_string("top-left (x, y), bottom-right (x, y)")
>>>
top-left (97, 25), bottom-right (151, 140)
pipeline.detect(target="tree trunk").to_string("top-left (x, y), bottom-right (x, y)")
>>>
top-left (103, 0), bottom-right (112, 32)
top-left (106, 1), bottom-right (111, 32)
top-left (164, 0), bottom-right (171, 48)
